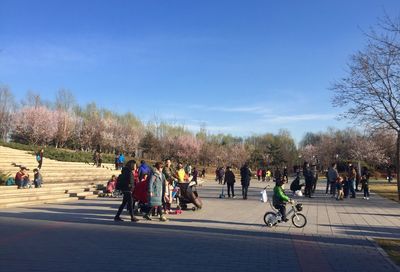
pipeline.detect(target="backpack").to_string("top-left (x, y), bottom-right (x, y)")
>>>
top-left (5, 177), bottom-right (15, 186)
top-left (115, 174), bottom-right (123, 190)
top-left (36, 154), bottom-right (41, 162)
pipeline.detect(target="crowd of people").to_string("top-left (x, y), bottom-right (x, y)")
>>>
top-left (326, 162), bottom-right (371, 200)
top-left (111, 159), bottom-right (201, 222)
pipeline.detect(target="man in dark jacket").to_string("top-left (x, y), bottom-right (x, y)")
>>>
top-left (240, 163), bottom-right (252, 199)
top-left (114, 160), bottom-right (139, 222)
top-left (224, 166), bottom-right (236, 198)
top-left (303, 162), bottom-right (313, 198)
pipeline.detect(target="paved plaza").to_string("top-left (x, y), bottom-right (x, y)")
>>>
top-left (0, 180), bottom-right (399, 272)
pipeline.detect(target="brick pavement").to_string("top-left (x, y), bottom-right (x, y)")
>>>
top-left (0, 179), bottom-right (399, 272)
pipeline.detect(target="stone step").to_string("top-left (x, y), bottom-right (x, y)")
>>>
top-left (0, 193), bottom-right (71, 204)
top-left (78, 194), bottom-right (99, 200)
top-left (0, 182), bottom-right (102, 191)
top-left (69, 191), bottom-right (95, 198)
top-left (0, 165), bottom-right (116, 172)
top-left (0, 196), bottom-right (79, 208)
top-left (0, 186), bottom-right (98, 197)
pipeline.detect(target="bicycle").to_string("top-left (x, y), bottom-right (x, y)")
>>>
top-left (263, 201), bottom-right (307, 228)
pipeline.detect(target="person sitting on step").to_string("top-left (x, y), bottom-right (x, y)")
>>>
top-left (15, 166), bottom-right (30, 189)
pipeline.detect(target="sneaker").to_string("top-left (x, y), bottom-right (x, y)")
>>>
top-left (143, 214), bottom-right (152, 221)
top-left (232, 196), bottom-right (236, 198)
top-left (363, 197), bottom-right (366, 199)
top-left (131, 217), bottom-right (139, 222)
top-left (160, 216), bottom-right (168, 222)
top-left (283, 218), bottom-right (289, 222)
top-left (114, 217), bottom-right (123, 222)
top-left (366, 197), bottom-right (369, 200)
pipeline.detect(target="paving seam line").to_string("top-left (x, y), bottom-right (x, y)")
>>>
top-left (367, 237), bottom-right (400, 272)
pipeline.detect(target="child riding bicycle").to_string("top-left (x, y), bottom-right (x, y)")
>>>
top-left (273, 178), bottom-right (293, 222)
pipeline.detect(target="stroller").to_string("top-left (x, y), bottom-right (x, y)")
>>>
top-left (177, 181), bottom-right (202, 211)
top-left (132, 179), bottom-right (150, 214)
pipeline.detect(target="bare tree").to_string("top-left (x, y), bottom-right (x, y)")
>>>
top-left (0, 86), bottom-right (15, 141)
top-left (332, 14), bottom-right (400, 200)
top-left (55, 89), bottom-right (76, 112)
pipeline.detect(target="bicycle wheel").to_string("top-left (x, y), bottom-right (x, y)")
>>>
top-left (263, 212), bottom-right (277, 227)
top-left (291, 213), bottom-right (307, 228)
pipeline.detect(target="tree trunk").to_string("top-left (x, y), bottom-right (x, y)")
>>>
top-left (397, 132), bottom-right (400, 202)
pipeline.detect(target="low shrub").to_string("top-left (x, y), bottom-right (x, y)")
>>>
top-left (0, 141), bottom-right (132, 164)
top-left (0, 170), bottom-right (11, 186)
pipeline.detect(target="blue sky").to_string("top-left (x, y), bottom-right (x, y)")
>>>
top-left (1, 0), bottom-right (400, 142)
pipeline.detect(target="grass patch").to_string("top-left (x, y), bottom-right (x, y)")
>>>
top-left (369, 181), bottom-right (399, 203)
top-left (375, 239), bottom-right (400, 266)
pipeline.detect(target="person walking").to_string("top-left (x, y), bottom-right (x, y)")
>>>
top-left (311, 164), bottom-right (318, 193)
top-left (36, 149), bottom-right (44, 169)
top-left (303, 162), bottom-right (313, 198)
top-left (347, 163), bottom-right (357, 198)
top-left (257, 169), bottom-right (262, 181)
top-left (114, 160), bottom-right (139, 222)
top-left (261, 169), bottom-right (267, 182)
top-left (201, 168), bottom-right (206, 178)
top-left (274, 167), bottom-right (282, 181)
top-left (143, 162), bottom-right (168, 222)
top-left (191, 167), bottom-right (198, 184)
top-left (361, 166), bottom-right (370, 200)
top-left (217, 167), bottom-right (225, 185)
top-left (387, 167), bottom-right (393, 183)
top-left (224, 166), bottom-right (236, 198)
top-left (327, 163), bottom-right (339, 197)
top-left (283, 166), bottom-right (288, 181)
top-left (240, 163), bottom-right (252, 200)
top-left (118, 153), bottom-right (125, 170)
top-left (162, 159), bottom-right (174, 212)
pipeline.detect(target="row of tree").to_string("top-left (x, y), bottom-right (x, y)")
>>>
top-left (0, 87), bottom-right (397, 172)
top-left (0, 88), bottom-right (292, 168)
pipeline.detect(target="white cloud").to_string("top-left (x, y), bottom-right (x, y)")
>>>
top-left (264, 113), bottom-right (336, 123)
top-left (187, 104), bottom-right (273, 114)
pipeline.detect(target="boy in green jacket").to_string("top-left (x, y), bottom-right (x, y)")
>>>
top-left (273, 178), bottom-right (293, 222)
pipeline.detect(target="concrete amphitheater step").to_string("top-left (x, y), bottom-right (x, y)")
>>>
top-left (0, 193), bottom-right (72, 204)
top-left (0, 196), bottom-right (79, 208)
top-left (0, 145), bottom-right (118, 208)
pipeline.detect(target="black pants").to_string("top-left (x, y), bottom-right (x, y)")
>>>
top-left (38, 160), bottom-right (43, 169)
top-left (330, 182), bottom-right (336, 195)
top-left (363, 184), bottom-right (369, 197)
top-left (312, 178), bottom-right (317, 193)
top-left (275, 204), bottom-right (287, 221)
top-left (227, 183), bottom-right (235, 197)
top-left (146, 206), bottom-right (163, 217)
top-left (325, 180), bottom-right (330, 194)
top-left (242, 185), bottom-right (248, 199)
top-left (305, 182), bottom-right (312, 197)
top-left (116, 191), bottom-right (134, 219)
